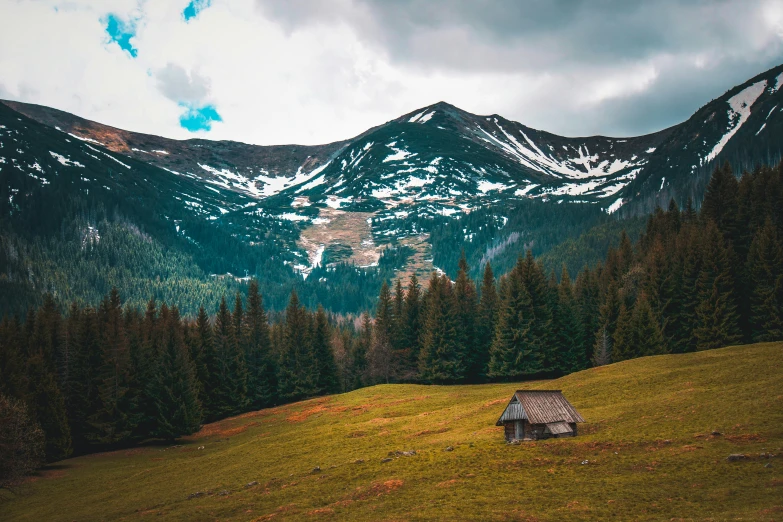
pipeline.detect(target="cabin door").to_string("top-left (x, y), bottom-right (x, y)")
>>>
top-left (515, 421), bottom-right (524, 440)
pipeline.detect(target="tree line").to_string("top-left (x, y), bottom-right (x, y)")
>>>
top-left (2, 161), bottom-right (782, 487)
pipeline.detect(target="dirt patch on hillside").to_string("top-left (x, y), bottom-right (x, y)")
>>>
top-left (298, 208), bottom-right (379, 267)
top-left (351, 479), bottom-right (405, 500)
top-left (286, 399), bottom-right (351, 422)
top-left (190, 421), bottom-right (258, 438)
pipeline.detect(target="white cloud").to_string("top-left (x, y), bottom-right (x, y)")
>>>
top-left (0, 0), bottom-right (781, 145)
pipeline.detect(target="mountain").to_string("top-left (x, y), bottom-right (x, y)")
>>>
top-left (623, 64), bottom-right (783, 215)
top-left (2, 64), bottom-right (782, 314)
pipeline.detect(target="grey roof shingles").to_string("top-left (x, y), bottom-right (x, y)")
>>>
top-left (495, 390), bottom-right (584, 426)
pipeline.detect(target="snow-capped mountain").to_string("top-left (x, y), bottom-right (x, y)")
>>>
top-left (623, 65), bottom-right (783, 215)
top-left (2, 63), bottom-right (782, 297)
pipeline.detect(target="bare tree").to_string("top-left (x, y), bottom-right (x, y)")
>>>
top-left (367, 330), bottom-right (394, 385)
top-left (592, 327), bottom-right (612, 367)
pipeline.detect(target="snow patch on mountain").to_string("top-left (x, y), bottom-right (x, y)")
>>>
top-left (477, 180), bottom-right (512, 193)
top-left (606, 198), bottom-right (625, 214)
top-left (418, 111), bottom-right (436, 124)
top-left (704, 79), bottom-right (767, 164)
top-left (383, 143), bottom-right (416, 163)
top-left (49, 151), bottom-right (85, 168)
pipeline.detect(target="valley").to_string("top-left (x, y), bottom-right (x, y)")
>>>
top-left (3, 343), bottom-right (781, 521)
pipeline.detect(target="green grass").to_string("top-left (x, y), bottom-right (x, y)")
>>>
top-left (4, 343), bottom-right (783, 521)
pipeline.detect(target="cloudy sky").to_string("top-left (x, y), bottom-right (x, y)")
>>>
top-left (1, 0), bottom-right (782, 145)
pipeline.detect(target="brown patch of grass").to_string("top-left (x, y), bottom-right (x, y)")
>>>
top-left (724, 433), bottom-right (766, 443)
top-left (436, 479), bottom-right (461, 488)
top-left (351, 479), bottom-right (404, 500)
top-left (193, 421), bottom-right (257, 438)
top-left (409, 427), bottom-right (450, 437)
top-left (251, 504), bottom-right (298, 521)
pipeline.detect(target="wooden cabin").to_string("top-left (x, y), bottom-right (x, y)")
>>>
top-left (496, 390), bottom-right (584, 442)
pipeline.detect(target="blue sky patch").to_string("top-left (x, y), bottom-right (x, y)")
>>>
top-left (179, 103), bottom-right (222, 132)
top-left (183, 0), bottom-right (211, 22)
top-left (104, 14), bottom-right (138, 58)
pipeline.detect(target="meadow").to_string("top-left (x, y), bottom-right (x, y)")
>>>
top-left (3, 342), bottom-right (782, 521)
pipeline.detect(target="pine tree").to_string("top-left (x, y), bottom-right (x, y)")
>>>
top-left (518, 252), bottom-right (554, 372)
top-left (0, 317), bottom-right (26, 400)
top-left (131, 298), bottom-right (161, 439)
top-left (694, 222), bottom-right (742, 350)
top-left (277, 291), bottom-right (317, 401)
top-left (488, 261), bottom-right (540, 379)
top-left (401, 274), bottom-right (422, 375)
top-left (244, 281), bottom-right (276, 408)
top-left (351, 312), bottom-right (371, 389)
top-left (746, 219), bottom-right (783, 341)
top-left (312, 306), bottom-right (339, 395)
top-left (701, 162), bottom-right (739, 245)
top-left (418, 274), bottom-right (463, 383)
top-left (368, 281), bottom-right (394, 383)
top-left (627, 294), bottom-right (666, 357)
top-left (26, 352), bottom-right (71, 460)
top-left (212, 297), bottom-right (248, 417)
top-left (454, 253), bottom-right (479, 382)
top-left (191, 306), bottom-right (212, 401)
top-left (612, 303), bottom-right (632, 362)
top-left (153, 306), bottom-right (202, 440)
top-left (392, 278), bottom-right (405, 353)
top-left (554, 267), bottom-right (586, 372)
top-left (88, 288), bottom-right (133, 445)
top-left (475, 262), bottom-right (498, 382)
top-left (68, 306), bottom-right (104, 452)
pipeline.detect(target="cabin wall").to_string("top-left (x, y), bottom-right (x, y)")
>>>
top-left (503, 422), bottom-right (515, 442)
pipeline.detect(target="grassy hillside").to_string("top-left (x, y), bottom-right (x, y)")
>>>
top-left (3, 343), bottom-right (782, 521)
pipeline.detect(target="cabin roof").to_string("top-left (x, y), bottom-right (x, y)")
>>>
top-left (495, 390), bottom-right (584, 426)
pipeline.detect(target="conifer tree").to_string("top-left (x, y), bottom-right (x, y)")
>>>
top-left (488, 263), bottom-right (539, 379)
top-left (88, 288), bottom-right (133, 445)
top-left (518, 251), bottom-right (554, 371)
top-left (627, 294), bottom-right (666, 357)
top-left (418, 274), bottom-right (463, 383)
top-left (25, 354), bottom-right (71, 461)
top-left (701, 162), bottom-right (739, 245)
top-left (68, 306), bottom-right (104, 451)
top-left (612, 303), bottom-right (632, 362)
top-left (694, 223), bottom-right (741, 350)
top-left (454, 253), bottom-right (479, 382)
top-left (244, 281), bottom-right (276, 408)
top-left (746, 219), bottom-right (783, 341)
top-left (312, 306), bottom-right (339, 395)
top-left (350, 312), bottom-right (371, 389)
top-left (392, 278), bottom-right (405, 352)
top-left (402, 274), bottom-right (422, 374)
top-left (191, 306), bottom-right (212, 400)
top-left (278, 291), bottom-right (317, 401)
top-left (153, 306), bottom-right (202, 440)
top-left (0, 317), bottom-right (26, 401)
top-left (368, 281), bottom-right (394, 383)
top-left (575, 266), bottom-right (602, 366)
top-left (554, 267), bottom-right (586, 372)
top-left (212, 297), bottom-right (248, 416)
top-left (474, 262), bottom-right (498, 382)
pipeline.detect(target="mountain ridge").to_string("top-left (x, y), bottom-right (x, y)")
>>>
top-left (1, 63), bottom-right (782, 314)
